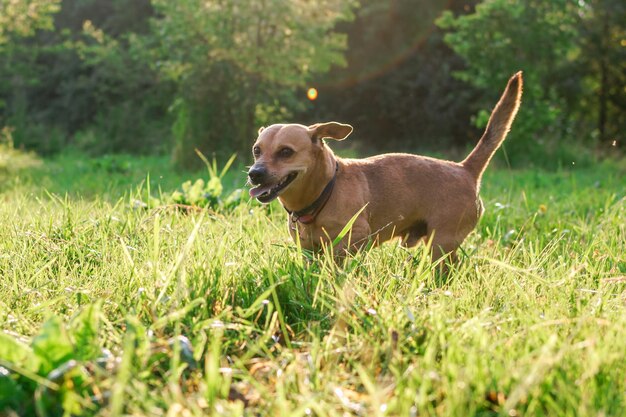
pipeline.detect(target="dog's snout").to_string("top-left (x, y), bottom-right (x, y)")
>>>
top-left (248, 166), bottom-right (268, 184)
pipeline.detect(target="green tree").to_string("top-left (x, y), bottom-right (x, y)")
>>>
top-left (576, 0), bottom-right (626, 144)
top-left (0, 0), bottom-right (60, 44)
top-left (0, 0), bottom-right (61, 145)
top-left (147, 0), bottom-right (356, 166)
top-left (0, 0), bottom-right (166, 154)
top-left (437, 0), bottom-right (582, 163)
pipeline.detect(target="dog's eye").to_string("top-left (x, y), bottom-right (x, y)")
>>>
top-left (278, 147), bottom-right (294, 158)
top-left (253, 146), bottom-right (261, 157)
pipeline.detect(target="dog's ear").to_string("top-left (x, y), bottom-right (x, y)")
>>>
top-left (258, 126), bottom-right (266, 135)
top-left (308, 122), bottom-right (353, 143)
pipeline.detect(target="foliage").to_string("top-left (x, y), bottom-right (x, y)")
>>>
top-left (0, 303), bottom-right (105, 415)
top-left (0, 0), bottom-right (60, 44)
top-left (437, 0), bottom-right (625, 165)
top-left (146, 0), bottom-right (356, 166)
top-left (67, 9), bottom-right (171, 155)
top-left (0, 0), bottom-right (624, 165)
top-left (0, 0), bottom-right (168, 155)
top-left (142, 154), bottom-right (248, 211)
top-left (0, 152), bottom-right (625, 415)
top-left (0, 0), bottom-right (61, 143)
top-left (0, 0), bottom-right (356, 163)
top-left (576, 0), bottom-right (626, 142)
top-left (437, 1), bottom-right (579, 160)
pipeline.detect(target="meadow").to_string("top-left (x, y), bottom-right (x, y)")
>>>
top-left (0, 147), bottom-right (625, 417)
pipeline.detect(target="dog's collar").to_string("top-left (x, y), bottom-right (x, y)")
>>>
top-left (286, 161), bottom-right (338, 225)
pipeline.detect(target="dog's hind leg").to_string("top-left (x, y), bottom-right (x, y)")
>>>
top-left (427, 221), bottom-right (475, 265)
top-left (400, 220), bottom-right (428, 247)
top-left (430, 237), bottom-right (460, 263)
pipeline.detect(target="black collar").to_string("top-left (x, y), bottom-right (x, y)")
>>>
top-left (286, 161), bottom-right (338, 224)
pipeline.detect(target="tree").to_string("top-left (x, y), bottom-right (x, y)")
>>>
top-left (0, 0), bottom-right (166, 154)
top-left (576, 0), bottom-right (626, 144)
top-left (0, 0), bottom-right (61, 146)
top-left (147, 0), bottom-right (356, 166)
top-left (437, 0), bottom-right (582, 164)
top-left (0, 0), bottom-right (60, 44)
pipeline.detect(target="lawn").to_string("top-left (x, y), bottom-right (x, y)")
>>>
top-left (1, 148), bottom-right (625, 416)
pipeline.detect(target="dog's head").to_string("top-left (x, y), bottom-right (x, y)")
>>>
top-left (248, 122), bottom-right (353, 203)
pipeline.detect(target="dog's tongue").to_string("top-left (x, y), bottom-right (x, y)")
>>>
top-left (249, 184), bottom-right (272, 198)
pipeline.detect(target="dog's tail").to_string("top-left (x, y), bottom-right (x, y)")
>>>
top-left (462, 72), bottom-right (523, 180)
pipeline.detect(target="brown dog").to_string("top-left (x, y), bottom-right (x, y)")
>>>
top-left (248, 72), bottom-right (522, 261)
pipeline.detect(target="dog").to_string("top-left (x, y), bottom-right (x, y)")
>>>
top-left (248, 72), bottom-right (522, 262)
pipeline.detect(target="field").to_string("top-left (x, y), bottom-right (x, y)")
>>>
top-left (1, 148), bottom-right (625, 417)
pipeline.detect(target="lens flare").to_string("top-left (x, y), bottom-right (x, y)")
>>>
top-left (307, 87), bottom-right (318, 101)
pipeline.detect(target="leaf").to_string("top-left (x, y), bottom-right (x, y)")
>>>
top-left (219, 154), bottom-right (237, 179)
top-left (181, 180), bottom-right (192, 194)
top-left (206, 176), bottom-right (223, 198)
top-left (0, 332), bottom-right (39, 371)
top-left (170, 190), bottom-right (185, 204)
top-left (0, 367), bottom-right (25, 409)
top-left (31, 316), bottom-right (74, 374)
top-left (69, 302), bottom-right (102, 361)
top-left (61, 388), bottom-right (84, 416)
top-left (0, 332), bottom-right (39, 372)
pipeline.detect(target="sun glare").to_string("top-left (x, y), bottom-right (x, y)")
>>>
top-left (307, 87), bottom-right (318, 101)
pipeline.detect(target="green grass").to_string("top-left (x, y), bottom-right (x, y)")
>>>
top-left (0, 149), bottom-right (625, 416)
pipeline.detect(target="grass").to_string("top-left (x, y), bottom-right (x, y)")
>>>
top-left (0, 147), bottom-right (625, 416)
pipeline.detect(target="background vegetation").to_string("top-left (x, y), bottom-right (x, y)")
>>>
top-left (1, 0), bottom-right (624, 166)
